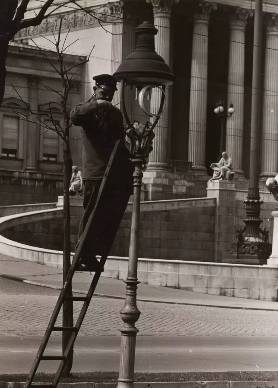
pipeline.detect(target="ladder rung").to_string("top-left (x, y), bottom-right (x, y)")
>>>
top-left (52, 326), bottom-right (78, 332)
top-left (40, 355), bottom-right (66, 361)
top-left (64, 296), bottom-right (89, 302)
top-left (30, 385), bottom-right (54, 388)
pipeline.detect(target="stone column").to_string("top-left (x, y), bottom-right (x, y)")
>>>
top-left (111, 2), bottom-right (136, 120)
top-left (188, 2), bottom-right (216, 173)
top-left (146, 0), bottom-right (178, 171)
top-left (261, 14), bottom-right (278, 177)
top-left (26, 76), bottom-right (39, 170)
top-left (226, 9), bottom-right (249, 175)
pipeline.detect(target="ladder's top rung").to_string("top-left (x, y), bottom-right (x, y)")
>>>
top-left (64, 296), bottom-right (89, 302)
top-left (29, 384), bottom-right (54, 388)
top-left (40, 355), bottom-right (66, 361)
top-left (52, 326), bottom-right (78, 332)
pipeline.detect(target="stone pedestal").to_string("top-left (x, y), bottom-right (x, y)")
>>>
top-left (207, 180), bottom-right (236, 263)
top-left (143, 170), bottom-right (207, 201)
top-left (267, 210), bottom-right (278, 266)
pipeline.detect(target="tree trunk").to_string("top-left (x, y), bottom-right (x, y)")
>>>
top-left (0, 39), bottom-right (8, 107)
top-left (62, 139), bottom-right (73, 376)
top-left (0, 0), bottom-right (18, 107)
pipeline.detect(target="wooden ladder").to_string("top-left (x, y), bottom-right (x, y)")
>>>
top-left (25, 139), bottom-right (128, 388)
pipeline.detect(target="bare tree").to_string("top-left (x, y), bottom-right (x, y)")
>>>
top-left (12, 20), bottom-right (93, 375)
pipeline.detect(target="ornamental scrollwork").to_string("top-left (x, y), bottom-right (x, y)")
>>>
top-left (109, 1), bottom-right (124, 17)
top-left (230, 8), bottom-right (252, 28)
top-left (265, 13), bottom-right (278, 33)
top-left (125, 121), bottom-right (155, 160)
top-left (194, 2), bottom-right (217, 21)
top-left (146, 0), bottom-right (179, 14)
top-left (15, 5), bottom-right (118, 39)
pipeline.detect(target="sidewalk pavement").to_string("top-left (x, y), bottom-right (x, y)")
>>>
top-left (0, 253), bottom-right (278, 311)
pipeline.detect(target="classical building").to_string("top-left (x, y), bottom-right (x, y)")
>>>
top-left (1, 0), bottom-right (278, 203)
top-left (0, 43), bottom-right (83, 204)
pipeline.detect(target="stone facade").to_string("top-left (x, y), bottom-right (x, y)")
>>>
top-left (0, 44), bottom-right (83, 204)
top-left (9, 0), bottom-right (278, 203)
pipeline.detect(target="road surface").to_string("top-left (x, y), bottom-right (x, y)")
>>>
top-left (1, 278), bottom-right (278, 374)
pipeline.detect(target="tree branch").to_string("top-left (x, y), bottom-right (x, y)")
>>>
top-left (14, 0), bottom-right (31, 24)
top-left (18, 0), bottom-right (55, 31)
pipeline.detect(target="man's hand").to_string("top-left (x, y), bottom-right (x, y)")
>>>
top-left (97, 99), bottom-right (112, 106)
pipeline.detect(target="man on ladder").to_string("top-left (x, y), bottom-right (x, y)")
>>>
top-left (70, 74), bottom-right (133, 271)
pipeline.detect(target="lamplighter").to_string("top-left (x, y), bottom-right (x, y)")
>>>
top-left (113, 21), bottom-right (174, 388)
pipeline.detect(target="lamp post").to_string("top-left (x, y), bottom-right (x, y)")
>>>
top-left (214, 101), bottom-right (235, 159)
top-left (113, 21), bottom-right (174, 388)
top-left (231, 0), bottom-right (272, 264)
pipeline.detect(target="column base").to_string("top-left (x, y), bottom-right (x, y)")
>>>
top-left (146, 162), bottom-right (172, 172)
top-left (267, 256), bottom-right (278, 267)
top-left (191, 165), bottom-right (208, 175)
top-left (267, 210), bottom-right (278, 266)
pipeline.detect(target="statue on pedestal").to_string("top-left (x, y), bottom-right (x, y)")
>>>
top-left (266, 175), bottom-right (278, 201)
top-left (69, 166), bottom-right (83, 196)
top-left (209, 152), bottom-right (234, 181)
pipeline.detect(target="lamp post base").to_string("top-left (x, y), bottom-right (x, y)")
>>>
top-left (230, 245), bottom-right (271, 265)
top-left (231, 189), bottom-right (272, 265)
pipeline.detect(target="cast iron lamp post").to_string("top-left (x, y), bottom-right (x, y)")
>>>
top-left (113, 21), bottom-right (174, 388)
top-left (231, 0), bottom-right (271, 264)
top-left (214, 101), bottom-right (234, 158)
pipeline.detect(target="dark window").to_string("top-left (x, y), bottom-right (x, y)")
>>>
top-left (2, 115), bottom-right (19, 158)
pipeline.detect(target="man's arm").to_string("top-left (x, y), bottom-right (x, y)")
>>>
top-left (70, 99), bottom-right (99, 126)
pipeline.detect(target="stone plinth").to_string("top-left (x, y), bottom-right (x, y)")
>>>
top-left (267, 210), bottom-right (278, 266)
top-left (207, 180), bottom-right (236, 263)
top-left (143, 170), bottom-right (207, 201)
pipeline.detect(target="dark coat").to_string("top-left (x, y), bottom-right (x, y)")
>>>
top-left (70, 97), bottom-right (133, 193)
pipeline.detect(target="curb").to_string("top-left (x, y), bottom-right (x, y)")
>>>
top-left (1, 273), bottom-right (278, 312)
top-left (1, 382), bottom-right (278, 388)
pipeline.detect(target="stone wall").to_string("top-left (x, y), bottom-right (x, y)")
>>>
top-left (0, 170), bottom-right (63, 205)
top-left (2, 217), bottom-right (64, 252)
top-left (112, 198), bottom-right (216, 261)
top-left (4, 198), bottom-right (216, 262)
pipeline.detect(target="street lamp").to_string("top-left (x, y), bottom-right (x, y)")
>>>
top-left (214, 101), bottom-right (235, 159)
top-left (113, 21), bottom-right (174, 388)
top-left (231, 0), bottom-right (271, 265)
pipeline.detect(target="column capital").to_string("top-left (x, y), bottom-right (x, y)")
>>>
top-left (265, 13), bottom-right (278, 33)
top-left (230, 8), bottom-right (252, 29)
top-left (194, 2), bottom-right (217, 22)
top-left (108, 1), bottom-right (124, 18)
top-left (146, 0), bottom-right (179, 15)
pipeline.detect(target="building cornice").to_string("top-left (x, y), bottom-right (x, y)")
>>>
top-left (16, 0), bottom-right (278, 40)
top-left (16, 2), bottom-right (124, 39)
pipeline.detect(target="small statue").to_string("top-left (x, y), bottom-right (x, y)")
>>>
top-left (209, 152), bottom-right (234, 181)
top-left (69, 166), bottom-right (83, 196)
top-left (266, 175), bottom-right (278, 201)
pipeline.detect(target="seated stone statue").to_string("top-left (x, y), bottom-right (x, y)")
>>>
top-left (69, 166), bottom-right (83, 196)
top-left (209, 152), bottom-right (234, 181)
